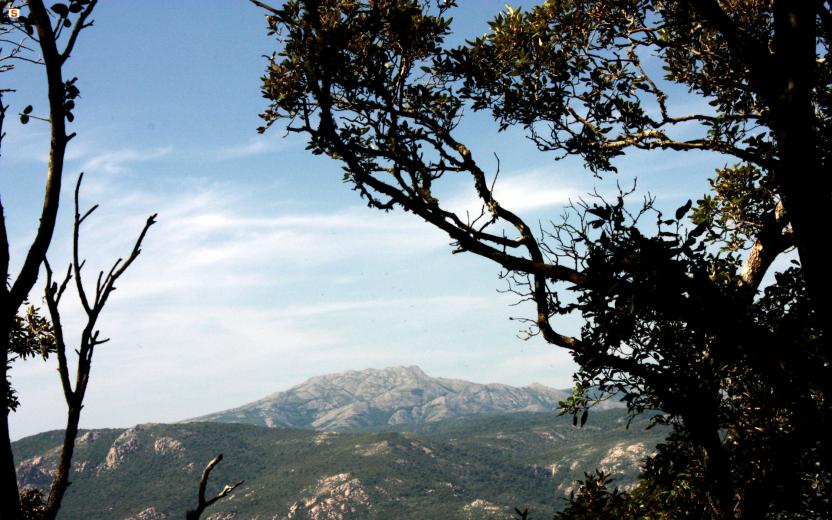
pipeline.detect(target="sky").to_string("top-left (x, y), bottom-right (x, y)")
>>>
top-left (2, 1), bottom-right (726, 440)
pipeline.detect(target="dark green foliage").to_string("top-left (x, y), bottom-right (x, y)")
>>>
top-left (555, 471), bottom-right (631, 520)
top-left (6, 305), bottom-right (55, 413)
top-left (13, 410), bottom-right (664, 519)
top-left (19, 487), bottom-right (46, 520)
top-left (254, 1), bottom-right (831, 517)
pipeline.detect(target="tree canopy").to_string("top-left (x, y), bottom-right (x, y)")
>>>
top-left (255, 0), bottom-right (831, 517)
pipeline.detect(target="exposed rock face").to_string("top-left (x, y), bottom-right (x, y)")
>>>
top-left (153, 436), bottom-right (184, 456)
top-left (463, 498), bottom-right (511, 520)
top-left (125, 506), bottom-right (167, 520)
top-left (599, 442), bottom-right (651, 490)
top-left (78, 431), bottom-right (99, 445)
top-left (285, 473), bottom-right (370, 519)
top-left (15, 456), bottom-right (55, 490)
top-left (194, 366), bottom-right (577, 431)
top-left (104, 426), bottom-right (142, 470)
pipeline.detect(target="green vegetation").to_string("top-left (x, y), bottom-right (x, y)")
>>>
top-left (13, 410), bottom-right (665, 519)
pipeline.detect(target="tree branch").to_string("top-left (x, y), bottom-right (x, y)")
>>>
top-left (60, 0), bottom-right (98, 64)
top-left (247, 0), bottom-right (280, 16)
top-left (8, 0), bottom-right (68, 309)
top-left (186, 454), bottom-right (244, 520)
top-left (43, 259), bottom-right (72, 400)
top-left (692, 0), bottom-right (778, 105)
top-left (739, 201), bottom-right (793, 290)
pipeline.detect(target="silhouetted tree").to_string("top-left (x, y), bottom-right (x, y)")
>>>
top-left (2, 2), bottom-right (100, 517)
top-left (2, 3), bottom-right (158, 519)
top-left (253, 1), bottom-right (830, 517)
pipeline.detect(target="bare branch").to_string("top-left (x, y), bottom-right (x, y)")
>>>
top-left (247, 0), bottom-right (280, 16)
top-left (72, 174), bottom-right (92, 314)
top-left (0, 199), bottom-right (8, 293)
top-left (60, 0), bottom-right (98, 64)
top-left (186, 454), bottom-right (244, 520)
top-left (42, 259), bottom-right (73, 402)
top-left (42, 180), bottom-right (155, 520)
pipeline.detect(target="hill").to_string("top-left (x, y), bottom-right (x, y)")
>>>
top-left (14, 410), bottom-right (663, 519)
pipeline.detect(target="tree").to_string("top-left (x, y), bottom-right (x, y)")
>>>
top-left (38, 174), bottom-right (155, 520)
top-left (253, 0), bottom-right (830, 517)
top-left (0, 2), bottom-right (158, 519)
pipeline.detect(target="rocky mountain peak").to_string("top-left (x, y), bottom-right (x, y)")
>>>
top-left (191, 366), bottom-right (574, 431)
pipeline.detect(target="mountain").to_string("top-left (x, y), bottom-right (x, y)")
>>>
top-left (191, 366), bottom-right (588, 431)
top-left (13, 367), bottom-right (650, 519)
top-left (14, 410), bottom-right (663, 520)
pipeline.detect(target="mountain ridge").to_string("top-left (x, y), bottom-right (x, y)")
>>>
top-left (14, 410), bottom-right (661, 519)
top-left (190, 365), bottom-right (590, 431)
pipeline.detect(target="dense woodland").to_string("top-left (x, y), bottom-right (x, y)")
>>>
top-left (1, 0), bottom-right (830, 518)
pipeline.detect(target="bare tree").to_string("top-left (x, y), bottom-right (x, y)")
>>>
top-left (185, 454), bottom-right (244, 520)
top-left (38, 174), bottom-right (155, 520)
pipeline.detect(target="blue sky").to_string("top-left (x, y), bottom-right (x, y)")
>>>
top-left (3, 1), bottom-right (725, 439)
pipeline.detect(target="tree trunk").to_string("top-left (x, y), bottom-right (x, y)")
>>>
top-left (685, 413), bottom-right (735, 520)
top-left (0, 320), bottom-right (22, 520)
top-left (43, 405), bottom-right (81, 520)
top-left (770, 2), bottom-right (830, 337)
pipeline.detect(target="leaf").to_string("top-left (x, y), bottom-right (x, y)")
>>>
top-left (690, 221), bottom-right (707, 237)
top-left (23, 105), bottom-right (33, 114)
top-left (69, 2), bottom-right (83, 13)
top-left (579, 409), bottom-right (588, 427)
top-left (587, 206), bottom-right (610, 220)
top-left (20, 114), bottom-right (29, 124)
top-left (675, 199), bottom-right (692, 220)
top-left (51, 3), bottom-right (69, 17)
top-left (66, 112), bottom-right (74, 122)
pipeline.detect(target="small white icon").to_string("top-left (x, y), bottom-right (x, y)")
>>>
top-left (7, 7), bottom-right (21, 19)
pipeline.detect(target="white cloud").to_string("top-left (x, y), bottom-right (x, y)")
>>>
top-left (210, 136), bottom-right (289, 160)
top-left (78, 146), bottom-right (172, 174)
top-left (8, 160), bottom-right (584, 440)
top-left (444, 168), bottom-right (581, 216)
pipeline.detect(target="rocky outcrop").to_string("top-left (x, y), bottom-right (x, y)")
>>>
top-left (463, 498), bottom-right (511, 520)
top-left (153, 436), bottom-right (184, 456)
top-left (103, 426), bottom-right (142, 470)
top-left (16, 456), bottom-right (55, 491)
top-left (599, 442), bottom-right (651, 490)
top-left (285, 473), bottom-right (370, 519)
top-left (124, 506), bottom-right (167, 520)
top-left (193, 366), bottom-right (580, 431)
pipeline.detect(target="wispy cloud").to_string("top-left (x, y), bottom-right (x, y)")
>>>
top-left (444, 168), bottom-right (583, 217)
top-left (8, 160), bottom-right (582, 439)
top-left (210, 136), bottom-right (288, 160)
top-left (77, 146), bottom-right (172, 174)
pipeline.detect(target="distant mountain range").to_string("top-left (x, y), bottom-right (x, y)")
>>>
top-left (191, 365), bottom-right (616, 431)
top-left (13, 367), bottom-right (651, 520)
